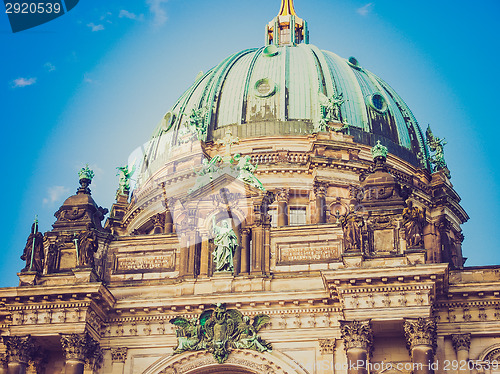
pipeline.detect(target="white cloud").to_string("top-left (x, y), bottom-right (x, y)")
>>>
top-left (44, 62), bottom-right (56, 72)
top-left (119, 9), bottom-right (144, 21)
top-left (42, 186), bottom-right (70, 206)
top-left (146, 0), bottom-right (168, 27)
top-left (357, 3), bottom-right (374, 16)
top-left (83, 73), bottom-right (97, 84)
top-left (87, 22), bottom-right (105, 32)
top-left (11, 77), bottom-right (37, 88)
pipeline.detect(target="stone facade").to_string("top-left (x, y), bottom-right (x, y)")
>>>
top-left (1, 2), bottom-right (499, 374)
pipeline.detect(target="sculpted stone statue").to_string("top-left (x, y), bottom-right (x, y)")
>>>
top-left (21, 222), bottom-right (44, 273)
top-left (212, 218), bottom-right (238, 272)
top-left (77, 229), bottom-right (98, 268)
top-left (403, 200), bottom-right (426, 248)
top-left (339, 204), bottom-right (363, 251)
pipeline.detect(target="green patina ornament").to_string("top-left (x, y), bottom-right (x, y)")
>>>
top-left (78, 164), bottom-right (95, 181)
top-left (426, 125), bottom-right (450, 177)
top-left (170, 303), bottom-right (271, 363)
top-left (116, 164), bottom-right (136, 194)
top-left (371, 140), bottom-right (388, 160)
top-left (189, 153), bottom-right (265, 194)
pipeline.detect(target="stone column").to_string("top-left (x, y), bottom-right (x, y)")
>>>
top-left (179, 232), bottom-right (188, 277)
top-left (111, 348), bottom-right (128, 374)
top-left (276, 189), bottom-right (289, 227)
top-left (60, 333), bottom-right (101, 374)
top-left (340, 321), bottom-right (373, 374)
top-left (199, 232), bottom-right (210, 278)
top-left (452, 334), bottom-right (471, 374)
top-left (239, 228), bottom-right (251, 275)
top-left (404, 318), bottom-right (437, 374)
top-left (314, 183), bottom-right (327, 224)
top-left (251, 222), bottom-right (264, 275)
top-left (0, 354), bottom-right (7, 374)
top-left (2, 336), bottom-right (34, 374)
top-left (164, 208), bottom-right (173, 234)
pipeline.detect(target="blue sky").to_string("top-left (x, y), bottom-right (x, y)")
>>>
top-left (1, 0), bottom-right (499, 287)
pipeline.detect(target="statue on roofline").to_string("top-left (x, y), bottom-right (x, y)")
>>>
top-left (116, 163), bottom-right (136, 194)
top-left (21, 219), bottom-right (44, 273)
top-left (426, 125), bottom-right (449, 176)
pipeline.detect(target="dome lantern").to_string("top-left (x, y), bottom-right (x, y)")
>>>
top-left (266, 0), bottom-right (308, 46)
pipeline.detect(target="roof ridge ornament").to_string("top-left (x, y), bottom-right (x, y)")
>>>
top-left (77, 164), bottom-right (94, 195)
top-left (266, 0), bottom-right (308, 46)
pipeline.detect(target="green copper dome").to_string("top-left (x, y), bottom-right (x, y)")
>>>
top-left (144, 44), bottom-right (428, 171)
top-left (140, 3), bottom-right (430, 183)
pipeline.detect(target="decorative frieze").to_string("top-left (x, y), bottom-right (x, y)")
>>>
top-left (340, 320), bottom-right (373, 353)
top-left (111, 347), bottom-right (128, 363)
top-left (403, 317), bottom-right (437, 353)
top-left (451, 334), bottom-right (471, 352)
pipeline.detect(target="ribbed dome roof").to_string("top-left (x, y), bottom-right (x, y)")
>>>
top-left (143, 44), bottom-right (429, 176)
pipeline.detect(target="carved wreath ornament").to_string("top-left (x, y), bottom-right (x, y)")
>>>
top-left (170, 303), bottom-right (272, 363)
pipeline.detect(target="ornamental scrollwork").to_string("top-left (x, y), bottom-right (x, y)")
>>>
top-left (170, 303), bottom-right (271, 364)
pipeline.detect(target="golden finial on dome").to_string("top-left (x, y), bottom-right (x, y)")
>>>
top-left (266, 0), bottom-right (308, 46)
top-left (278, 0), bottom-right (297, 16)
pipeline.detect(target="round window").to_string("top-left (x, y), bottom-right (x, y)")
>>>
top-left (369, 93), bottom-right (388, 113)
top-left (254, 78), bottom-right (276, 98)
top-left (163, 111), bottom-right (175, 131)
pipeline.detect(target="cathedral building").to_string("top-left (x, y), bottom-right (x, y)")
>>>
top-left (1, 1), bottom-right (499, 374)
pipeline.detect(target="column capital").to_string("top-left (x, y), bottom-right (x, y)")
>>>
top-left (111, 347), bottom-right (128, 363)
top-left (60, 333), bottom-right (103, 368)
top-left (2, 335), bottom-right (35, 364)
top-left (319, 338), bottom-right (336, 354)
top-left (340, 320), bottom-right (373, 353)
top-left (276, 188), bottom-right (289, 203)
top-left (404, 317), bottom-right (437, 353)
top-left (314, 182), bottom-right (327, 197)
top-left (451, 333), bottom-right (471, 352)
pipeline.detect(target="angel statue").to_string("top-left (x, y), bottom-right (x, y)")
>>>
top-left (234, 315), bottom-right (272, 352)
top-left (116, 163), bottom-right (136, 194)
top-left (426, 125), bottom-right (448, 173)
top-left (212, 218), bottom-right (238, 272)
top-left (185, 107), bottom-right (207, 141)
top-left (317, 92), bottom-right (346, 132)
top-left (169, 317), bottom-right (205, 353)
top-left (234, 154), bottom-right (265, 191)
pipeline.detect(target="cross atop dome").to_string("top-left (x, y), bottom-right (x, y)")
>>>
top-left (266, 0), bottom-right (309, 46)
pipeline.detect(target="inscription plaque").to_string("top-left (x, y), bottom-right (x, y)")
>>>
top-left (278, 242), bottom-right (340, 265)
top-left (115, 252), bottom-right (175, 273)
